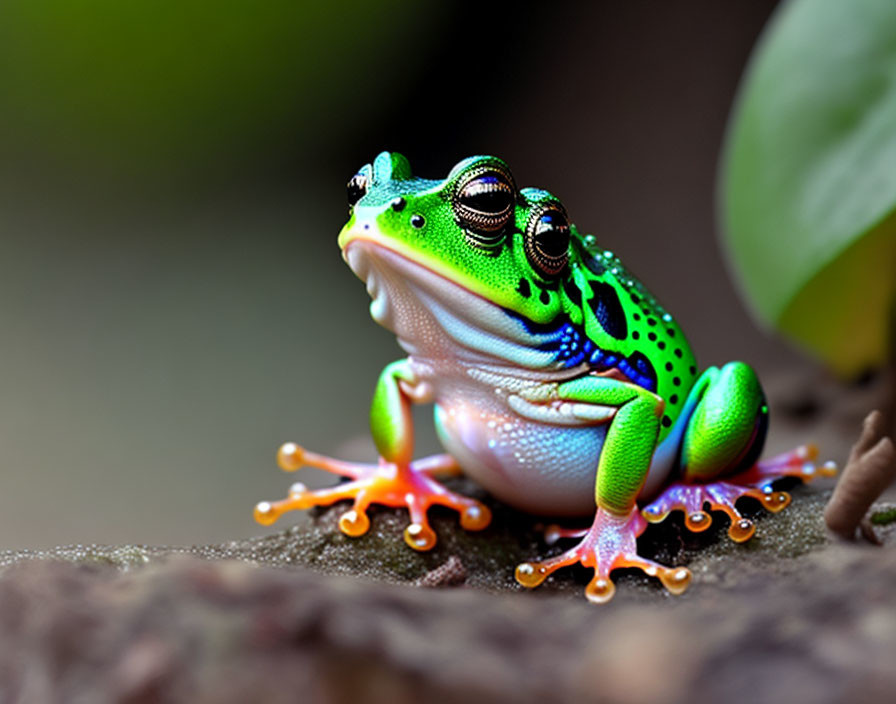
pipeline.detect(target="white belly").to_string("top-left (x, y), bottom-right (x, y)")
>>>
top-left (434, 397), bottom-right (607, 516)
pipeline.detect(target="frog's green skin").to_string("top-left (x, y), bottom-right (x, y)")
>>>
top-left (256, 152), bottom-right (831, 603)
top-left (339, 152), bottom-right (766, 516)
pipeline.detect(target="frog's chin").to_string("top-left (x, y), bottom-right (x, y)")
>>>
top-left (342, 238), bottom-right (566, 371)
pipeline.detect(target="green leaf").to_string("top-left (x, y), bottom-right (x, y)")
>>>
top-left (720, 0), bottom-right (896, 376)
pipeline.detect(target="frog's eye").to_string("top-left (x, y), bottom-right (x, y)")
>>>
top-left (454, 170), bottom-right (515, 246)
top-left (347, 172), bottom-right (368, 208)
top-left (525, 206), bottom-right (570, 277)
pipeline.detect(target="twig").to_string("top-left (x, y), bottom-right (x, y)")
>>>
top-left (824, 410), bottom-right (896, 542)
top-left (416, 555), bottom-right (467, 587)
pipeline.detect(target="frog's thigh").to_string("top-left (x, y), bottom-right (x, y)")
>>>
top-left (369, 359), bottom-right (428, 466)
top-left (557, 376), bottom-right (664, 514)
top-left (681, 362), bottom-right (768, 482)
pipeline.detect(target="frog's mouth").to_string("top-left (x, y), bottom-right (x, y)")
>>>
top-left (342, 236), bottom-right (570, 370)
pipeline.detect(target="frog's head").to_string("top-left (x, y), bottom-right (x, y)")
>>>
top-left (339, 152), bottom-right (577, 366)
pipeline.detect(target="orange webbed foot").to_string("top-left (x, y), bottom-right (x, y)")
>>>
top-left (516, 507), bottom-right (691, 604)
top-left (254, 443), bottom-right (491, 551)
top-left (642, 444), bottom-right (837, 541)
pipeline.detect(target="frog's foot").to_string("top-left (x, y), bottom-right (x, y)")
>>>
top-left (642, 444), bottom-right (837, 542)
top-left (253, 443), bottom-right (491, 551)
top-left (516, 507), bottom-right (691, 604)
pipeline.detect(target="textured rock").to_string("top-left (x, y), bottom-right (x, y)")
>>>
top-left (0, 518), bottom-right (894, 704)
top-left (0, 369), bottom-right (893, 702)
top-left (0, 481), bottom-right (849, 602)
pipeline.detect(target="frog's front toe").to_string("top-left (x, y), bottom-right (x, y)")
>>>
top-left (516, 507), bottom-right (691, 604)
top-left (642, 444), bottom-right (837, 541)
top-left (254, 443), bottom-right (491, 550)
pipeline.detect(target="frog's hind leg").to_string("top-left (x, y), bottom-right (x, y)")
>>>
top-left (254, 360), bottom-right (491, 550)
top-left (642, 362), bottom-right (836, 541)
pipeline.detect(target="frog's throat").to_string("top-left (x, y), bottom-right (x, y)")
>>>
top-left (342, 237), bottom-right (581, 372)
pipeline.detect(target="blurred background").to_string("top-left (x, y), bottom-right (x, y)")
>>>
top-left (0, 0), bottom-right (804, 549)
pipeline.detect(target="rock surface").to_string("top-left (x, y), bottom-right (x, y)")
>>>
top-left (0, 369), bottom-right (894, 703)
top-left (0, 484), bottom-right (894, 704)
top-left (0, 505), bottom-right (894, 704)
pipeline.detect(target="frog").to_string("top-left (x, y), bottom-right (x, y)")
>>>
top-left (254, 152), bottom-right (836, 603)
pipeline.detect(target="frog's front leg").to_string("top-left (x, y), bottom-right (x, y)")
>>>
top-left (642, 362), bottom-right (836, 541)
top-left (515, 375), bottom-right (692, 603)
top-left (254, 359), bottom-right (491, 550)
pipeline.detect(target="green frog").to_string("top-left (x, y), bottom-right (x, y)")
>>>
top-left (254, 152), bottom-right (834, 603)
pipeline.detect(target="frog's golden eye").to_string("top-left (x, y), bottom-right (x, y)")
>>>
top-left (347, 172), bottom-right (368, 208)
top-left (525, 206), bottom-right (570, 277)
top-left (454, 169), bottom-right (515, 246)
